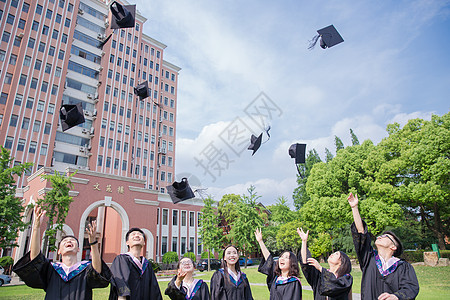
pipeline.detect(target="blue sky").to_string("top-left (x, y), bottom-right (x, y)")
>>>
top-left (135, 0), bottom-right (450, 206)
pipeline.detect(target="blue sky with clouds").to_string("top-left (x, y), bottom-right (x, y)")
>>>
top-left (135, 0), bottom-right (450, 206)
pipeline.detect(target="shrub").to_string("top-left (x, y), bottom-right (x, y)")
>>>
top-left (201, 251), bottom-right (213, 259)
top-left (148, 258), bottom-right (161, 272)
top-left (183, 252), bottom-right (196, 261)
top-left (0, 256), bottom-right (13, 268)
top-left (162, 251), bottom-right (179, 264)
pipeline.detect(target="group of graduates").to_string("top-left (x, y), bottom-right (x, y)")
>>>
top-left (13, 193), bottom-right (420, 299)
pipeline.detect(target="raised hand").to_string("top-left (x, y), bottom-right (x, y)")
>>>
top-left (86, 220), bottom-right (97, 244)
top-left (33, 205), bottom-right (46, 228)
top-left (297, 228), bottom-right (309, 242)
top-left (254, 228), bottom-right (263, 243)
top-left (347, 192), bottom-right (359, 208)
top-left (307, 257), bottom-right (322, 271)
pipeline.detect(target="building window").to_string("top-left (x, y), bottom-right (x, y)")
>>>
top-left (173, 210), bottom-right (178, 226)
top-left (172, 237), bottom-right (177, 252)
top-left (162, 209), bottom-right (168, 225)
top-left (4, 73), bottom-right (12, 84)
top-left (190, 237), bottom-right (194, 253)
top-left (5, 137), bottom-right (14, 149)
top-left (44, 123), bottom-right (51, 134)
top-left (40, 144), bottom-right (48, 155)
top-left (97, 155), bottom-right (103, 166)
top-left (190, 212), bottom-right (195, 227)
top-left (9, 54), bottom-right (17, 65)
top-left (162, 237), bottom-right (167, 255)
top-left (21, 117), bottom-right (30, 130)
top-left (2, 32), bottom-right (10, 43)
top-left (33, 120), bottom-right (41, 132)
top-left (122, 160), bottom-right (127, 171)
top-left (9, 115), bottom-right (18, 127)
top-left (106, 157), bottom-right (111, 168)
top-left (37, 101), bottom-right (45, 111)
top-left (14, 94), bottom-right (23, 106)
top-left (181, 211), bottom-right (186, 226)
top-left (181, 237), bottom-right (186, 254)
top-left (48, 103), bottom-right (55, 114)
top-left (29, 141), bottom-right (37, 154)
top-left (17, 139), bottom-right (26, 151)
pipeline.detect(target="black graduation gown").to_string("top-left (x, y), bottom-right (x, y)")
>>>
top-left (165, 275), bottom-right (210, 300)
top-left (298, 249), bottom-right (352, 300)
top-left (210, 268), bottom-right (253, 300)
top-left (12, 251), bottom-right (111, 300)
top-left (351, 221), bottom-right (419, 300)
top-left (258, 254), bottom-right (302, 300)
top-left (109, 254), bottom-right (162, 300)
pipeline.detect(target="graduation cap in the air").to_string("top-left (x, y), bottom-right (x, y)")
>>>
top-left (110, 1), bottom-right (136, 29)
top-left (289, 143), bottom-right (306, 178)
top-left (60, 103), bottom-right (85, 131)
top-left (248, 133), bottom-right (263, 156)
top-left (308, 25), bottom-right (344, 49)
top-left (98, 2), bottom-right (136, 48)
top-left (134, 81), bottom-right (150, 100)
top-left (167, 178), bottom-right (195, 204)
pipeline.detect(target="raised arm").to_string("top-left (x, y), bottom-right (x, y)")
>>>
top-left (86, 220), bottom-right (101, 273)
top-left (297, 228), bottom-right (309, 264)
top-left (254, 228), bottom-right (270, 260)
top-left (348, 193), bottom-right (364, 233)
top-left (30, 205), bottom-right (46, 260)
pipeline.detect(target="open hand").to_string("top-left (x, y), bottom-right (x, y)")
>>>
top-left (254, 228), bottom-right (263, 243)
top-left (86, 220), bottom-right (97, 244)
top-left (297, 228), bottom-right (309, 241)
top-left (347, 192), bottom-right (359, 208)
top-left (33, 205), bottom-right (46, 228)
top-left (307, 257), bottom-right (321, 271)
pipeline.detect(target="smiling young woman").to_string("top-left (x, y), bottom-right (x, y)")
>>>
top-left (210, 245), bottom-right (253, 300)
top-left (255, 228), bottom-right (302, 300)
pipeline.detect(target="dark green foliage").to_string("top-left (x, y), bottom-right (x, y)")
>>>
top-left (162, 251), bottom-right (179, 264)
top-left (0, 146), bottom-right (32, 249)
top-left (38, 171), bottom-right (76, 252)
top-left (292, 149), bottom-right (322, 210)
top-left (183, 251), bottom-right (196, 261)
top-left (148, 258), bottom-right (161, 272)
top-left (350, 128), bottom-right (360, 146)
top-left (335, 135), bottom-right (344, 152)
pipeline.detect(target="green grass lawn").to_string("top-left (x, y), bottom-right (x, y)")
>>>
top-left (0, 265), bottom-right (448, 299)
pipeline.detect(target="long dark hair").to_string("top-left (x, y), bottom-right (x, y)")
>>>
top-left (335, 251), bottom-right (352, 278)
top-left (274, 251), bottom-right (300, 277)
top-left (221, 245), bottom-right (246, 286)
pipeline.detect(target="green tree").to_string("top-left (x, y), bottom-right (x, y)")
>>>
top-left (350, 128), bottom-right (360, 146)
top-left (38, 171), bottom-right (76, 253)
top-left (217, 194), bottom-right (241, 236)
top-left (0, 146), bottom-right (32, 249)
top-left (325, 148), bottom-right (334, 163)
top-left (376, 113), bottom-right (450, 248)
top-left (335, 135), bottom-right (344, 152)
top-left (308, 232), bottom-right (332, 259)
top-left (228, 186), bottom-right (263, 267)
top-left (267, 196), bottom-right (296, 225)
top-left (292, 149), bottom-right (322, 210)
top-left (199, 196), bottom-right (222, 271)
top-left (276, 219), bottom-right (303, 252)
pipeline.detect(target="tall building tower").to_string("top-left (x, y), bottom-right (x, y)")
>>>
top-left (1, 0), bottom-right (205, 263)
top-left (0, 0), bottom-right (179, 192)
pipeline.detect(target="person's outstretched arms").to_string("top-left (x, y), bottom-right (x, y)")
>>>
top-left (30, 205), bottom-right (46, 260)
top-left (254, 228), bottom-right (270, 260)
top-left (297, 228), bottom-right (309, 264)
top-left (348, 193), bottom-right (364, 233)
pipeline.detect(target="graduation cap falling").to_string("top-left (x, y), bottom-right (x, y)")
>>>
top-left (133, 81), bottom-right (150, 100)
top-left (248, 126), bottom-right (271, 156)
top-left (110, 1), bottom-right (136, 29)
top-left (98, 1), bottom-right (136, 49)
top-left (60, 103), bottom-right (85, 131)
top-left (289, 143), bottom-right (306, 178)
top-left (308, 25), bottom-right (344, 50)
top-left (166, 178), bottom-right (195, 204)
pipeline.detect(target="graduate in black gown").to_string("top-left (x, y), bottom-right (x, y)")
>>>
top-left (165, 257), bottom-right (210, 300)
top-left (13, 205), bottom-right (111, 300)
top-left (255, 228), bottom-right (302, 300)
top-left (109, 227), bottom-right (162, 300)
top-left (297, 228), bottom-right (353, 300)
top-left (210, 245), bottom-right (253, 300)
top-left (348, 193), bottom-right (419, 300)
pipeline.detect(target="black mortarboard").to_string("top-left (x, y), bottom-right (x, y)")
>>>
top-left (110, 1), bottom-right (136, 29)
top-left (248, 133), bottom-right (263, 156)
top-left (60, 103), bottom-right (85, 131)
top-left (289, 143), bottom-right (306, 164)
top-left (309, 25), bottom-right (344, 49)
top-left (133, 81), bottom-right (150, 100)
top-left (167, 178), bottom-right (195, 204)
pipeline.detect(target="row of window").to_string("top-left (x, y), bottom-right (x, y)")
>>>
top-left (4, 136), bottom-right (48, 156)
top-left (160, 236), bottom-right (200, 257)
top-left (159, 209), bottom-right (201, 227)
